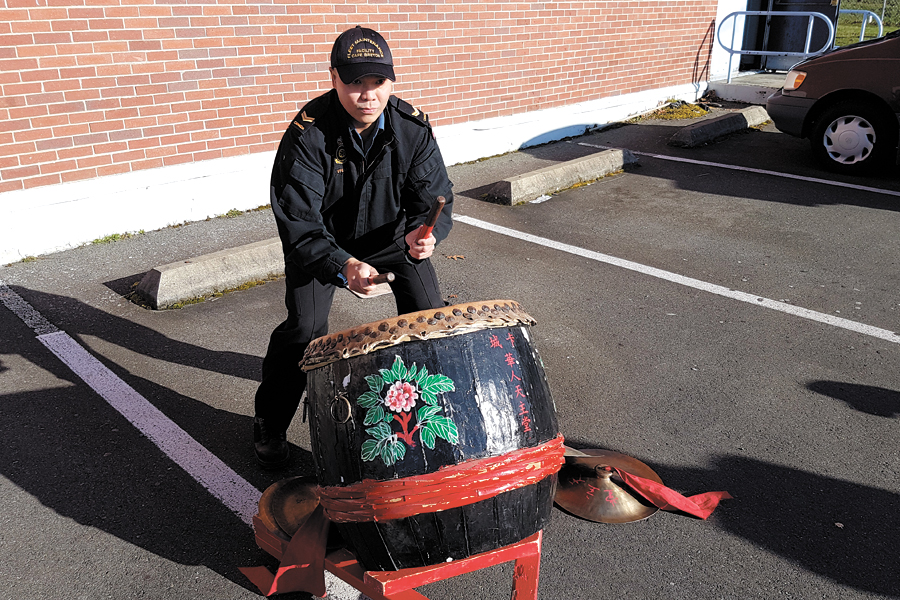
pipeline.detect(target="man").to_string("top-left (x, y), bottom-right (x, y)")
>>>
top-left (253, 26), bottom-right (454, 469)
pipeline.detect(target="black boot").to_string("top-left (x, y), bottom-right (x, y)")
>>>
top-left (253, 417), bottom-right (290, 470)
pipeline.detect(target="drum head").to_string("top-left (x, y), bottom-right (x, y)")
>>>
top-left (301, 300), bottom-right (535, 370)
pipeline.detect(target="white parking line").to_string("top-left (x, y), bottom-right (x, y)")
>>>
top-left (577, 141), bottom-right (900, 198)
top-left (39, 329), bottom-right (262, 523)
top-left (0, 282), bottom-right (367, 600)
top-left (453, 215), bottom-right (900, 344)
top-left (0, 283), bottom-right (261, 526)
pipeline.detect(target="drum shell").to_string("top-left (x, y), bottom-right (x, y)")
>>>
top-left (306, 321), bottom-right (559, 571)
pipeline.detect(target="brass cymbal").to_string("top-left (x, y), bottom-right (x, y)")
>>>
top-left (258, 476), bottom-right (320, 537)
top-left (555, 449), bottom-right (662, 524)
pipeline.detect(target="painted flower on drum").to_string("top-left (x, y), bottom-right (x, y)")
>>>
top-left (385, 380), bottom-right (418, 412)
top-left (357, 355), bottom-right (459, 467)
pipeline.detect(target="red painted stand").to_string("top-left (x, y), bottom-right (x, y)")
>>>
top-left (253, 515), bottom-right (543, 600)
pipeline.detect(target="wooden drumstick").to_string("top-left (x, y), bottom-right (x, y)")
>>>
top-left (366, 272), bottom-right (395, 286)
top-left (416, 196), bottom-right (446, 241)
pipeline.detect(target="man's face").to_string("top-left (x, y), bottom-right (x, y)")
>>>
top-left (330, 69), bottom-right (393, 133)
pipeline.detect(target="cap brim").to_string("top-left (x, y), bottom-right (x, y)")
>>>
top-left (336, 62), bottom-right (395, 84)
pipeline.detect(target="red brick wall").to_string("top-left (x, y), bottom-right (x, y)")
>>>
top-left (0, 0), bottom-right (716, 194)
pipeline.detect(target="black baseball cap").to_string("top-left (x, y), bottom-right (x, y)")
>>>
top-left (330, 26), bottom-right (395, 84)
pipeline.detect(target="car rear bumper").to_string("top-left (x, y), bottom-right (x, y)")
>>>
top-left (765, 91), bottom-right (816, 138)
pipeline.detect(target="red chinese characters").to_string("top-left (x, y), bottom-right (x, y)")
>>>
top-left (519, 401), bottom-right (532, 433)
top-left (487, 330), bottom-right (532, 434)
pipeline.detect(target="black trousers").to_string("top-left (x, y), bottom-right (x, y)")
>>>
top-left (254, 257), bottom-right (444, 433)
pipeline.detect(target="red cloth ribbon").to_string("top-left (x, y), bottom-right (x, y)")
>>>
top-left (240, 437), bottom-right (566, 597)
top-left (610, 466), bottom-right (732, 519)
top-left (239, 505), bottom-right (330, 597)
top-left (319, 435), bottom-right (566, 523)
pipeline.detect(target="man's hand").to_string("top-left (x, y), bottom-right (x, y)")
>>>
top-left (341, 258), bottom-right (381, 296)
top-left (405, 226), bottom-right (436, 260)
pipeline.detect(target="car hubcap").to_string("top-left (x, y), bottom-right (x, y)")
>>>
top-left (823, 115), bottom-right (875, 164)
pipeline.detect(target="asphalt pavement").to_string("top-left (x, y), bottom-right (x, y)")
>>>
top-left (2, 105), bottom-right (899, 600)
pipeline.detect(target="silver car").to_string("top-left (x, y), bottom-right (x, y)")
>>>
top-left (765, 29), bottom-right (900, 175)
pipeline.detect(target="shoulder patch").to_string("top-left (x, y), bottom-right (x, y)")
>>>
top-left (289, 91), bottom-right (334, 134)
top-left (291, 110), bottom-right (316, 132)
top-left (396, 98), bottom-right (431, 127)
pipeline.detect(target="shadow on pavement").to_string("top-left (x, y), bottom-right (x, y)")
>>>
top-left (6, 284), bottom-right (897, 597)
top-left (564, 438), bottom-right (899, 597)
top-left (457, 121), bottom-right (900, 211)
top-left (18, 286), bottom-right (262, 382)
top-left (104, 272), bottom-right (148, 300)
top-left (807, 380), bottom-right (900, 418)
top-left (0, 288), bottom-right (317, 597)
top-left (583, 123), bottom-right (900, 209)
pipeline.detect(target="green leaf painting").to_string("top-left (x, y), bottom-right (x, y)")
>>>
top-left (356, 355), bottom-right (458, 466)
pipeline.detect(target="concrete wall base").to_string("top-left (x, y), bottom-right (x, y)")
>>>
top-left (0, 81), bottom-right (707, 265)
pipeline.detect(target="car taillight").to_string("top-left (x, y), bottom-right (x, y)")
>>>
top-left (783, 70), bottom-right (807, 91)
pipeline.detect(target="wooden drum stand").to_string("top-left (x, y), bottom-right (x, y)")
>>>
top-left (252, 509), bottom-right (543, 600)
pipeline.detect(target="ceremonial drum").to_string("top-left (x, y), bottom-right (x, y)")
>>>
top-left (300, 300), bottom-right (564, 571)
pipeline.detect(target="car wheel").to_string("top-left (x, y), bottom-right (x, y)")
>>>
top-left (810, 101), bottom-right (898, 175)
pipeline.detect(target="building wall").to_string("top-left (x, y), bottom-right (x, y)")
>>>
top-left (0, 0), bottom-right (719, 262)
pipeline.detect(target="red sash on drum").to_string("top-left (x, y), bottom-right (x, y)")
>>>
top-left (240, 435), bottom-right (732, 596)
top-left (241, 435), bottom-right (566, 596)
top-left (319, 434), bottom-right (566, 522)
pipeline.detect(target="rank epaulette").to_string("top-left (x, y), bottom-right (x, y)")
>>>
top-left (291, 110), bottom-right (316, 133)
top-left (396, 98), bottom-right (431, 127)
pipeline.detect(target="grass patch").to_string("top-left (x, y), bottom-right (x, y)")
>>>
top-left (205, 205), bottom-right (271, 222)
top-left (91, 230), bottom-right (145, 245)
top-left (632, 100), bottom-right (710, 122)
top-left (5, 255), bottom-right (40, 266)
top-left (558, 169), bottom-right (625, 193)
top-left (834, 0), bottom-right (899, 46)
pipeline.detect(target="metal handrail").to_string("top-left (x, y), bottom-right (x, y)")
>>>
top-left (837, 10), bottom-right (883, 45)
top-left (717, 11), bottom-right (836, 82)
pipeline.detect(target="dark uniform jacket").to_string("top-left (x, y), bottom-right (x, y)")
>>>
top-left (270, 89), bottom-right (454, 286)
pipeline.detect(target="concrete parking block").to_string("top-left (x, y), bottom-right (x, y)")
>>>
top-left (486, 148), bottom-right (639, 205)
top-left (668, 106), bottom-right (770, 148)
top-left (135, 237), bottom-right (284, 309)
top-left (135, 148), bottom-right (642, 307)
